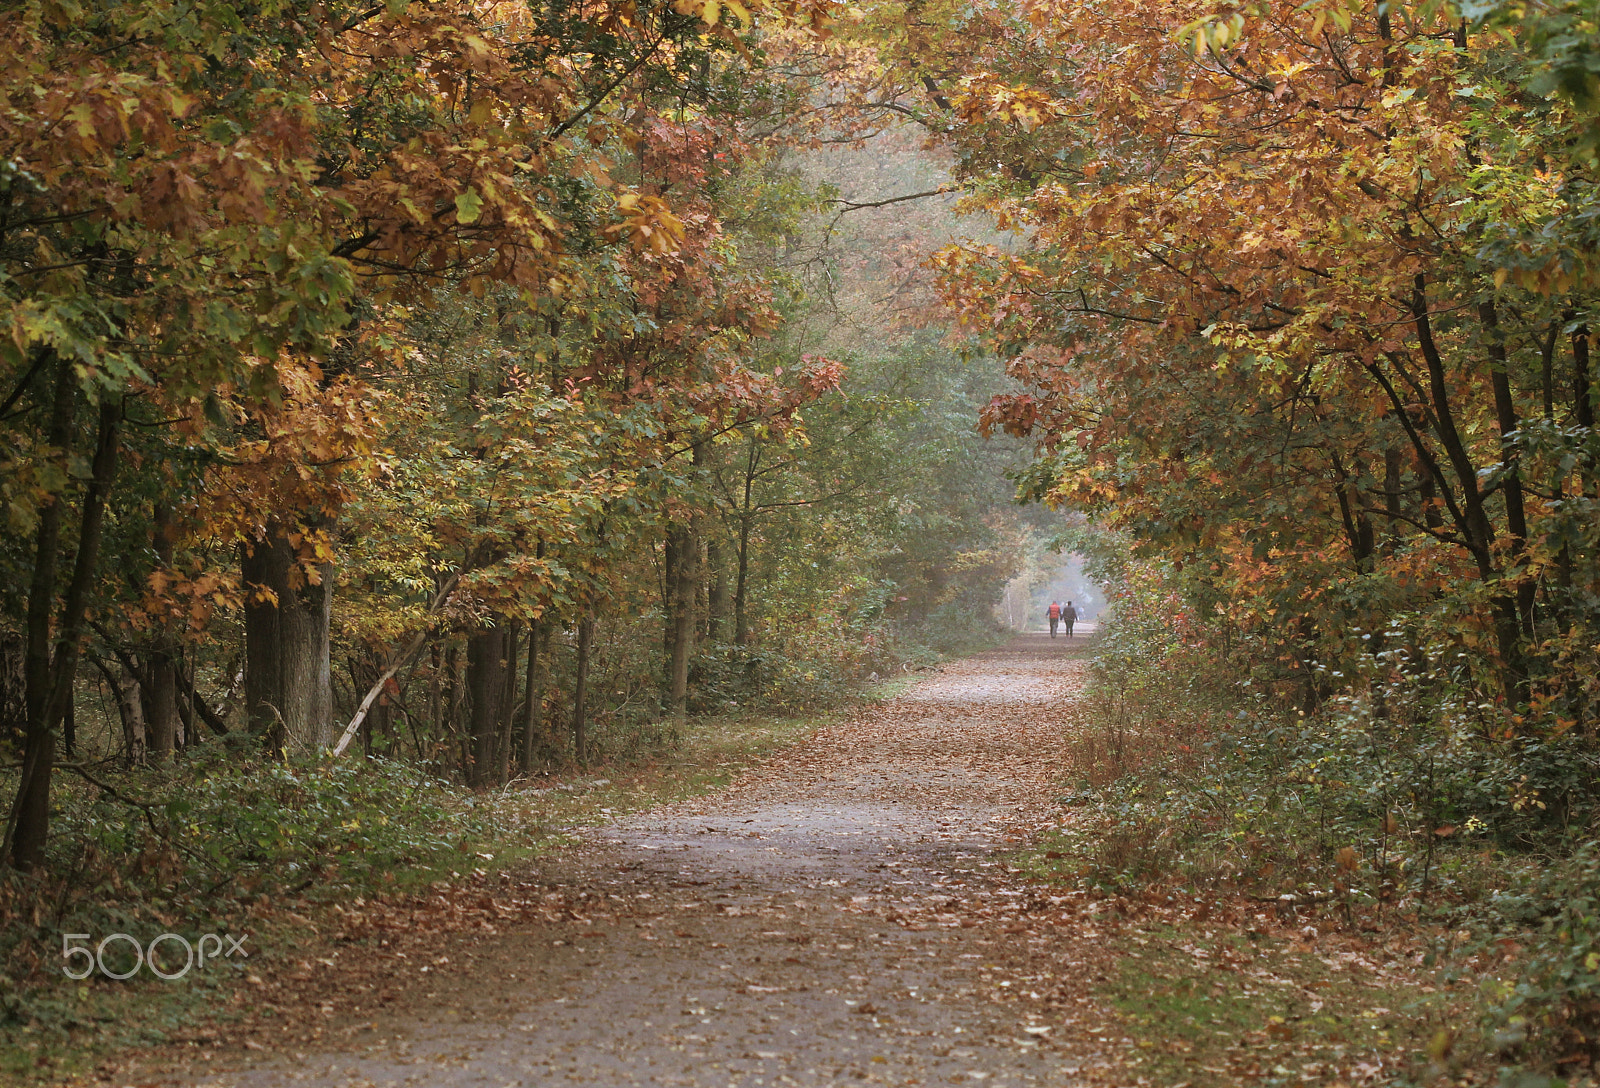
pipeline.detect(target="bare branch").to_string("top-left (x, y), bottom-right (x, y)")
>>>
top-left (828, 188), bottom-right (955, 212)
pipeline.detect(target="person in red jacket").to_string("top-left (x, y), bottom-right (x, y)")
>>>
top-left (1047, 600), bottom-right (1061, 637)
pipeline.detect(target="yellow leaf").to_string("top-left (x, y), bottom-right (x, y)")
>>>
top-left (66, 103), bottom-right (96, 138)
top-left (455, 187), bottom-right (484, 224)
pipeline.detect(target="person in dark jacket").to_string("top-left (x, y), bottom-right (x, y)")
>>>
top-left (1063, 601), bottom-right (1078, 638)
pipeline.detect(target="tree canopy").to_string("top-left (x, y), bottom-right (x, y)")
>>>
top-left (0, 0), bottom-right (1039, 871)
top-left (7, 0), bottom-right (1600, 1077)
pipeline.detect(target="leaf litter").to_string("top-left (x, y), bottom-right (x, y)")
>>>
top-left (88, 635), bottom-right (1448, 1088)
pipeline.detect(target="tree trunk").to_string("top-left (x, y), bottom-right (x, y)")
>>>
top-left (362, 650), bottom-right (391, 757)
top-left (734, 513), bottom-right (753, 645)
top-left (443, 640), bottom-right (465, 778)
top-left (173, 664), bottom-right (194, 749)
top-left (1570, 326), bottom-right (1594, 722)
top-left (0, 635), bottom-right (22, 751)
top-left (661, 529), bottom-right (679, 667)
top-left (1411, 279), bottom-right (1521, 694)
top-left (497, 619), bottom-right (519, 784)
top-left (465, 621), bottom-right (510, 788)
top-left (1331, 453), bottom-right (1374, 572)
top-left (62, 692), bottom-right (75, 761)
top-left (242, 525), bottom-right (334, 751)
top-left (1383, 445), bottom-right (1403, 552)
top-left (520, 617), bottom-right (549, 773)
top-left (427, 636), bottom-right (443, 764)
top-left (9, 398), bottom-right (121, 871)
top-left (1417, 454), bottom-right (1444, 529)
top-left (1576, 327), bottom-right (1594, 495)
top-left (1410, 281), bottom-right (1497, 572)
top-left (360, 657), bottom-right (375, 756)
top-left (145, 504), bottom-right (179, 761)
top-left (1480, 299), bottom-right (1535, 641)
top-left (666, 521), bottom-right (697, 716)
top-left (572, 610), bottom-right (593, 765)
top-left (734, 438), bottom-right (759, 646)
top-left (144, 651), bottom-right (178, 762)
top-left (9, 358), bottom-right (72, 870)
top-left (707, 531), bottom-right (729, 642)
top-left (92, 656), bottom-right (145, 766)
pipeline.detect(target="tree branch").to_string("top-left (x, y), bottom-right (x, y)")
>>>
top-left (828, 187), bottom-right (954, 211)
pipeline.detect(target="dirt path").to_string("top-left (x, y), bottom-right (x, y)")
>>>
top-left (184, 633), bottom-right (1127, 1088)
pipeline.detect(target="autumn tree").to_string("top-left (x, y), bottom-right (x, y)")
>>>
top-left (817, 0), bottom-right (1600, 724)
top-left (0, 0), bottom-right (837, 866)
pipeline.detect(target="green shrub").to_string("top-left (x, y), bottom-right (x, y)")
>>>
top-left (1473, 844), bottom-right (1600, 1075)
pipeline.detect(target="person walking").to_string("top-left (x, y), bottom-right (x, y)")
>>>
top-left (1063, 600), bottom-right (1078, 638)
top-left (1047, 600), bottom-right (1061, 638)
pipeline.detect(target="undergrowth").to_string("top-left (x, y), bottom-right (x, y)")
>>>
top-left (1046, 557), bottom-right (1600, 1086)
top-left (0, 699), bottom-right (847, 1083)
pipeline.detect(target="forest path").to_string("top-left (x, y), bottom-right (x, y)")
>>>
top-left (188, 633), bottom-right (1127, 1088)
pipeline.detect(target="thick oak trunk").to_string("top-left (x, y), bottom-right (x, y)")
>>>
top-left (242, 527), bottom-right (333, 751)
top-left (144, 652), bottom-right (178, 762)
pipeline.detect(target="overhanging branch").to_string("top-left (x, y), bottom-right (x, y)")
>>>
top-left (828, 187), bottom-right (955, 212)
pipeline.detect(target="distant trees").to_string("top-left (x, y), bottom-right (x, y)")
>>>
top-left (836, 0), bottom-right (1600, 729)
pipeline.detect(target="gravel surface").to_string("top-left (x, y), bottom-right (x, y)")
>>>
top-left (182, 633), bottom-right (1127, 1088)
